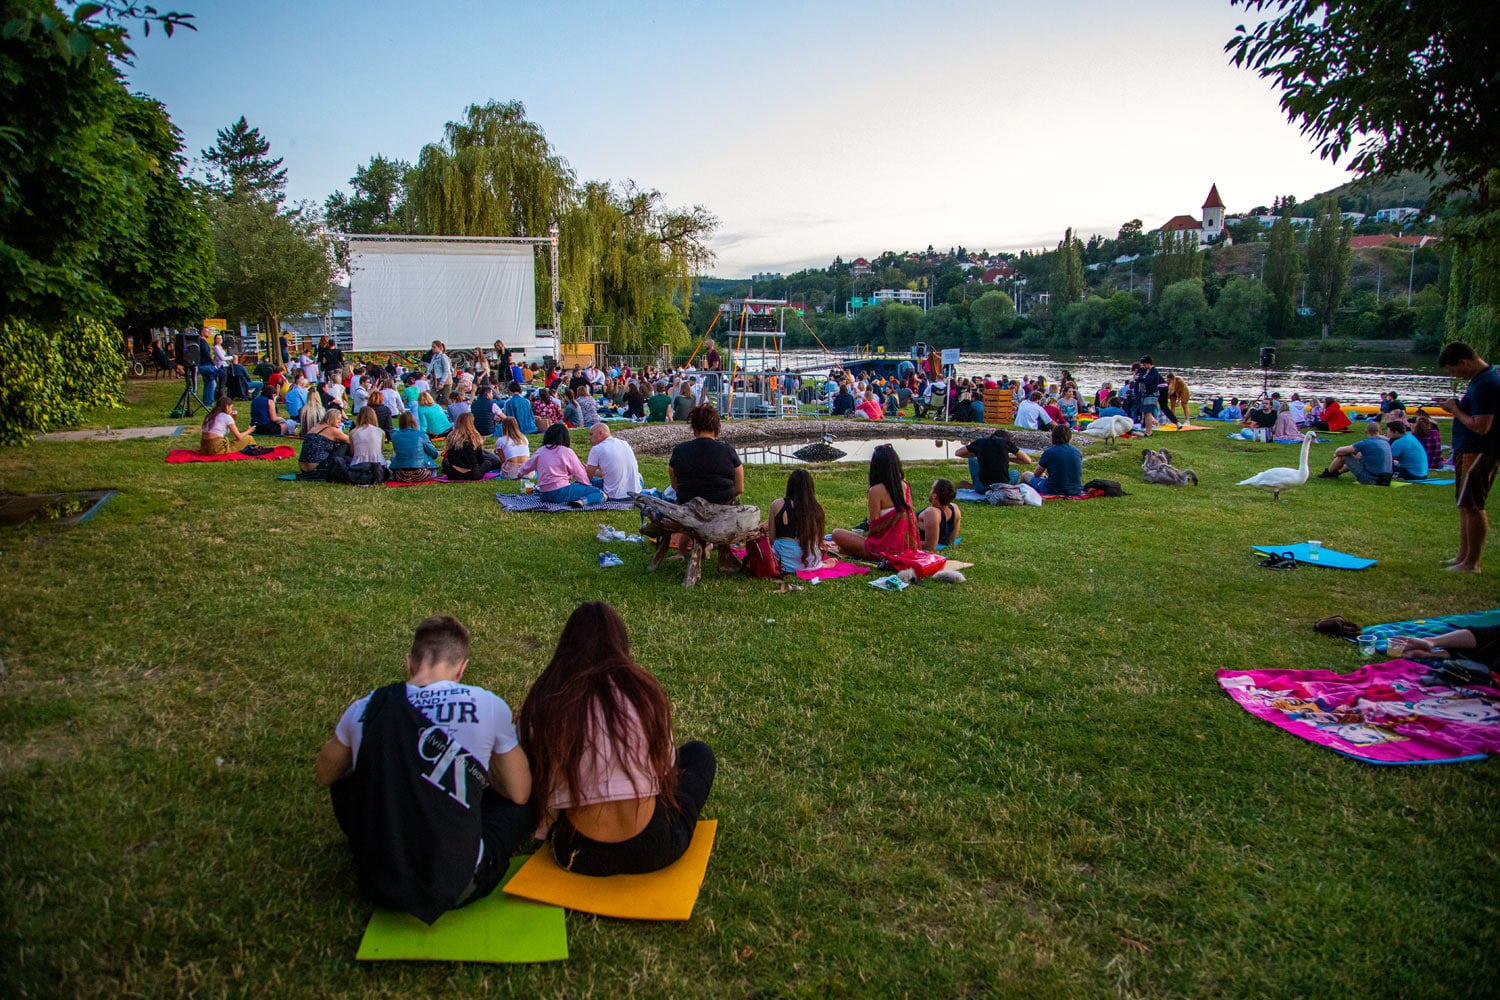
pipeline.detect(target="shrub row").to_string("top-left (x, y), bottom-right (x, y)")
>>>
top-left (0, 317), bottom-right (123, 444)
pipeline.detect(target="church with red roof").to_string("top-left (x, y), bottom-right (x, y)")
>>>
top-left (1157, 184), bottom-right (1229, 246)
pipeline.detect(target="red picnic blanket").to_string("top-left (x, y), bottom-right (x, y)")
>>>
top-left (165, 446), bottom-right (294, 464)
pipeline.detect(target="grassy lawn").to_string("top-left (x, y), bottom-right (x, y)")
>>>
top-left (1, 380), bottom-right (1496, 998)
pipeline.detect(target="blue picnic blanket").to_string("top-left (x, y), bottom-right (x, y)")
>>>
top-left (1251, 543), bottom-right (1376, 570)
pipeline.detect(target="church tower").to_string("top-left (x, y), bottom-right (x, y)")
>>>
top-left (1202, 183), bottom-right (1225, 238)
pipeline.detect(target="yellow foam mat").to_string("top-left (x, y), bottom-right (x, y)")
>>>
top-left (503, 820), bottom-right (717, 920)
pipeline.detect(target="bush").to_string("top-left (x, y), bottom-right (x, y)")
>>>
top-left (0, 317), bottom-right (123, 444)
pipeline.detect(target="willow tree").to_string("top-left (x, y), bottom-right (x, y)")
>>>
top-left (560, 181), bottom-right (715, 352)
top-left (404, 101), bottom-right (715, 349)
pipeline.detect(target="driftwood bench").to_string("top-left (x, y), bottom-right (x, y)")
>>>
top-left (632, 494), bottom-right (762, 587)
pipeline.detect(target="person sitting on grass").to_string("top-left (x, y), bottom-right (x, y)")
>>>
top-left (1312, 396), bottom-right (1352, 432)
top-left (646, 382), bottom-right (672, 423)
top-left (762, 469), bottom-right (828, 574)
top-left (1272, 402), bottom-right (1302, 443)
top-left (390, 411), bottom-right (440, 484)
top-left (855, 390), bottom-right (884, 421)
top-left (348, 405), bottom-right (388, 468)
top-left (199, 396), bottom-right (254, 455)
top-left (577, 385), bottom-right (600, 428)
top-left (249, 382), bottom-right (294, 437)
top-left (298, 404), bottom-right (350, 475)
top-left (957, 428), bottom-right (1031, 491)
top-left (1318, 420), bottom-right (1393, 485)
top-left (917, 478), bottom-right (961, 552)
top-left (299, 389), bottom-right (327, 439)
top-left (315, 614), bottom-right (533, 922)
top-left (1412, 413), bottom-right (1444, 470)
top-left (440, 413), bottom-right (501, 481)
top-left (1389, 625), bottom-right (1500, 682)
top-left (1385, 421), bottom-right (1430, 481)
top-left (496, 416), bottom-right (531, 479)
top-left (518, 602), bottom-right (716, 876)
top-left (586, 423), bottom-right (642, 501)
top-left (531, 386), bottom-right (561, 433)
top-left (415, 390), bottom-right (453, 441)
top-left (561, 389), bottom-right (582, 428)
top-left (517, 423), bottom-right (605, 507)
top-left (1022, 424), bottom-right (1085, 497)
top-left (1097, 394), bottom-right (1129, 419)
top-left (284, 373), bottom-right (310, 424)
top-left (1015, 390), bottom-right (1053, 431)
top-left (831, 444), bottom-right (920, 560)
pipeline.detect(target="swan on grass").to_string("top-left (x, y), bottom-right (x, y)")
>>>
top-left (1237, 430), bottom-right (1317, 501)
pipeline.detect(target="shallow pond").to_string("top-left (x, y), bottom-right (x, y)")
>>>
top-left (737, 438), bottom-right (965, 466)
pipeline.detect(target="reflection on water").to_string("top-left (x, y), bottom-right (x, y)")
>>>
top-left (738, 438), bottom-right (962, 466)
top-left (776, 348), bottom-right (1449, 405)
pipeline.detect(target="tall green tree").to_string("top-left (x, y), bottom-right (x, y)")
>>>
top-left (1304, 198), bottom-right (1353, 337)
top-left (1262, 214), bottom-right (1300, 336)
top-left (324, 155), bottom-right (410, 234)
top-left (1051, 228), bottom-right (1084, 306)
top-left (1151, 229), bottom-right (1202, 301)
top-left (403, 101), bottom-right (716, 348)
top-left (0, 0), bottom-right (204, 326)
top-left (210, 198), bottom-right (335, 343)
top-left (201, 116), bottom-right (287, 204)
top-left (1227, 0), bottom-right (1499, 351)
top-left (969, 289), bottom-right (1016, 341)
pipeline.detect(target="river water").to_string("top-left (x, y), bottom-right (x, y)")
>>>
top-left (773, 347), bottom-right (1450, 407)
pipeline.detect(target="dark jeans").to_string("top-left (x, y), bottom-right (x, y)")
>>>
top-left (548, 741), bottom-right (716, 876)
top-left (440, 453), bottom-right (500, 480)
top-left (457, 789), bottom-right (533, 907)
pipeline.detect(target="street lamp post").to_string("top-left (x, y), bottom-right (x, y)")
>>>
top-left (1407, 244), bottom-right (1417, 306)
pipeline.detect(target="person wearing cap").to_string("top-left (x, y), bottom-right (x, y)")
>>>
top-left (1133, 355), bottom-right (1163, 434)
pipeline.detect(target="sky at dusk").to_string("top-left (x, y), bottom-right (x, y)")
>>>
top-left (123, 0), bottom-right (1357, 277)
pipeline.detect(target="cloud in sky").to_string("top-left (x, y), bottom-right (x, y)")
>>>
top-left (125, 0), bottom-right (1355, 277)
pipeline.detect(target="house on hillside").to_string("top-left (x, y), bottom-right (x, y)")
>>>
top-left (980, 263), bottom-right (1014, 284)
top-left (851, 257), bottom-right (872, 276)
top-left (1156, 184), bottom-right (1230, 246)
top-left (1349, 234), bottom-right (1439, 251)
top-left (1374, 207), bottom-right (1421, 224)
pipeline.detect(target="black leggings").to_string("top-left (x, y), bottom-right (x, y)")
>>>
top-left (548, 741), bottom-right (716, 876)
top-left (440, 453), bottom-right (500, 480)
top-left (458, 788), bottom-right (534, 906)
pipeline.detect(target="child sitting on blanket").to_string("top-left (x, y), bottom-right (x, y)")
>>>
top-left (519, 602), bottom-right (716, 876)
top-left (315, 615), bottom-right (533, 922)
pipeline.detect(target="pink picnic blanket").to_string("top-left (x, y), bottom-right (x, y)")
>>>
top-left (385, 471), bottom-right (503, 487)
top-left (1217, 660), bottom-right (1500, 765)
top-left (729, 551), bottom-right (871, 581)
top-left (165, 446), bottom-right (294, 463)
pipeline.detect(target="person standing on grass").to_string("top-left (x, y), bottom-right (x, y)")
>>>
top-left (315, 615), bottom-right (532, 923)
top-left (427, 341), bottom-right (453, 394)
top-left (1133, 355), bottom-right (1164, 434)
top-left (1438, 341), bottom-right (1500, 573)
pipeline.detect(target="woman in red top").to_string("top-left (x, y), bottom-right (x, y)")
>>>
top-left (519, 602), bottom-right (716, 875)
top-left (832, 444), bottom-right (919, 559)
top-left (1313, 397), bottom-right (1351, 432)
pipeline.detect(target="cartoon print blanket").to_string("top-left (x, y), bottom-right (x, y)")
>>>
top-left (1216, 660), bottom-right (1500, 765)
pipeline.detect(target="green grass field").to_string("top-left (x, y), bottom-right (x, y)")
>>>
top-left (2, 379), bottom-right (1496, 998)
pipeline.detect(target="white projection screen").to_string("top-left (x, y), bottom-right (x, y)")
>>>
top-left (349, 239), bottom-right (539, 352)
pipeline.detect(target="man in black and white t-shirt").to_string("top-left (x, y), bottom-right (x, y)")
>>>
top-left (315, 615), bottom-right (531, 922)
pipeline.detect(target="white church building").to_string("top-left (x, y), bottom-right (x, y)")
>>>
top-left (1157, 184), bottom-right (1229, 246)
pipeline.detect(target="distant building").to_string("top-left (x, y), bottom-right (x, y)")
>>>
top-left (1340, 211), bottom-right (1366, 225)
top-left (851, 257), bottom-right (873, 276)
top-left (751, 271), bottom-right (783, 283)
top-left (1349, 234), bottom-right (1439, 251)
top-left (845, 288), bottom-right (927, 317)
top-left (980, 263), bottom-right (1015, 284)
top-left (1156, 184), bottom-right (1229, 245)
top-left (1374, 207), bottom-right (1421, 224)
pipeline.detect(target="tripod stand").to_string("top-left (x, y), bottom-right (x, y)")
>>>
top-left (170, 366), bottom-right (207, 419)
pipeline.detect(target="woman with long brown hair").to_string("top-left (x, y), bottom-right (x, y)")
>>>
top-left (439, 412), bottom-right (499, 480)
top-left (519, 602), bottom-right (716, 876)
top-left (831, 444), bottom-right (919, 559)
top-left (763, 469), bottom-right (827, 573)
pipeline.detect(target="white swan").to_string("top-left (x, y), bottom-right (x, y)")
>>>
top-left (1238, 430), bottom-right (1316, 501)
top-left (1076, 414), bottom-right (1135, 444)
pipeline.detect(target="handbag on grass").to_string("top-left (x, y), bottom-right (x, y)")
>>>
top-left (885, 549), bottom-right (947, 578)
top-left (743, 530), bottom-right (782, 579)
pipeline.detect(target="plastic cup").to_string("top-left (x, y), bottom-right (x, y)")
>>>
top-left (1307, 540), bottom-right (1322, 561)
top-left (1358, 634), bottom-right (1378, 658)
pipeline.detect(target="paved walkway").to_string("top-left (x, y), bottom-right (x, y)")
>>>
top-left (35, 425), bottom-right (184, 443)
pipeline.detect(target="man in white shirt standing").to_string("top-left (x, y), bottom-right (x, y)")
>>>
top-left (1015, 391), bottom-right (1054, 430)
top-left (585, 423), bottom-right (642, 500)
